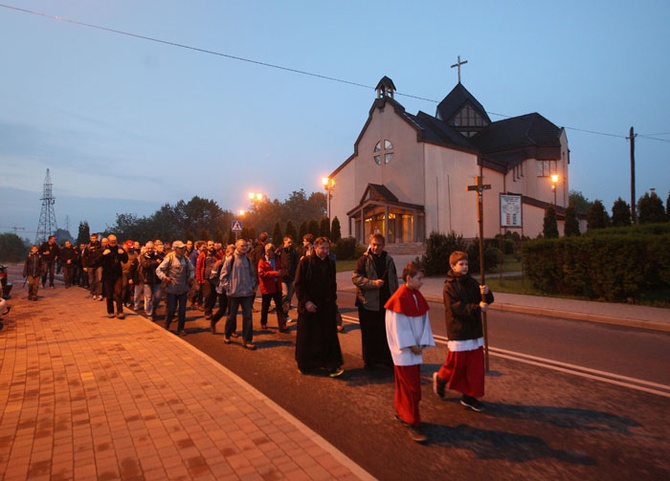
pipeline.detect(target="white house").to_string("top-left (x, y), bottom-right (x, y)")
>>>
top-left (328, 77), bottom-right (569, 244)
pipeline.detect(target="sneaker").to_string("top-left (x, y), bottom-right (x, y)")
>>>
top-left (243, 343), bottom-right (256, 350)
top-left (178, 330), bottom-right (188, 337)
top-left (432, 372), bottom-right (446, 399)
top-left (407, 425), bottom-right (428, 443)
top-left (223, 337), bottom-right (231, 344)
top-left (98, 296), bottom-right (104, 301)
top-left (329, 367), bottom-right (344, 378)
top-left (107, 313), bottom-right (115, 318)
top-left (460, 395), bottom-right (485, 412)
top-left (116, 313), bottom-right (125, 319)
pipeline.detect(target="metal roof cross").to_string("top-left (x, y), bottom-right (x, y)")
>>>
top-left (450, 55), bottom-right (468, 83)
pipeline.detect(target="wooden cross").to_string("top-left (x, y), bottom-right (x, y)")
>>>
top-left (450, 55), bottom-right (468, 83)
top-left (467, 173), bottom-right (491, 371)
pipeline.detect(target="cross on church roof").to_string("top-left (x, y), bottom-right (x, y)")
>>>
top-left (450, 55), bottom-right (468, 83)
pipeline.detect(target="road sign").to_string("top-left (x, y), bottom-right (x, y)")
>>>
top-left (231, 220), bottom-right (243, 232)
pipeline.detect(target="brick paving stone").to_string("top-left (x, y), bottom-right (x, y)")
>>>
top-left (0, 286), bottom-right (375, 481)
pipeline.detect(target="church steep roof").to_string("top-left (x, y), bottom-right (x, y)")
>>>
top-left (435, 83), bottom-right (491, 124)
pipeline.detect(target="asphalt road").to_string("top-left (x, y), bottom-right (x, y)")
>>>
top-left (179, 292), bottom-right (670, 481)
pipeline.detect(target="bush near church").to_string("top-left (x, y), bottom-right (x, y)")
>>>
top-left (522, 223), bottom-right (670, 302)
top-left (419, 231), bottom-right (499, 276)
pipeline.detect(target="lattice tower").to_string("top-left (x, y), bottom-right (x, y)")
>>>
top-left (35, 168), bottom-right (58, 244)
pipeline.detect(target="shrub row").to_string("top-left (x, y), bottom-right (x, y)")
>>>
top-left (522, 232), bottom-right (670, 302)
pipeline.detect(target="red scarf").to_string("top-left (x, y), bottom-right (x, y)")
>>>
top-left (384, 284), bottom-right (430, 317)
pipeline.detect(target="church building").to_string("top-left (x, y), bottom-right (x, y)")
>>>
top-left (327, 74), bottom-right (569, 244)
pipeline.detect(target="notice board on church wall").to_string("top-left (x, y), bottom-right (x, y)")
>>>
top-left (500, 194), bottom-right (522, 228)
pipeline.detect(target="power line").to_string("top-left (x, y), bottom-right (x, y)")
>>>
top-left (1, 3), bottom-right (666, 145)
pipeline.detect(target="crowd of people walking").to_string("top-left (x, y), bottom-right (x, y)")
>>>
top-left (19, 231), bottom-right (494, 443)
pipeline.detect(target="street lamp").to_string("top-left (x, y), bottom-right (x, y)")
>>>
top-left (550, 173), bottom-right (559, 205)
top-left (322, 177), bottom-right (334, 224)
top-left (248, 192), bottom-right (264, 203)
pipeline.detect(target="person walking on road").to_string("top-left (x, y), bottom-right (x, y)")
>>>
top-left (385, 262), bottom-right (435, 443)
top-left (100, 234), bottom-right (129, 319)
top-left (156, 240), bottom-right (194, 336)
top-left (352, 233), bottom-right (398, 369)
top-left (220, 239), bottom-right (257, 349)
top-left (23, 245), bottom-right (42, 301)
top-left (433, 251), bottom-right (494, 412)
top-left (294, 237), bottom-right (343, 377)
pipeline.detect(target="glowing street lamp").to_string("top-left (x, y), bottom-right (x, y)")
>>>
top-left (550, 173), bottom-right (559, 205)
top-left (248, 192), bottom-right (264, 202)
top-left (322, 177), bottom-right (334, 224)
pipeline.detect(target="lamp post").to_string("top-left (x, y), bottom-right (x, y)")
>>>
top-left (322, 177), bottom-right (334, 225)
top-left (551, 173), bottom-right (559, 205)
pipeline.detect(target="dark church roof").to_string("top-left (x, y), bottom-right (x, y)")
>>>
top-left (435, 82), bottom-right (491, 124)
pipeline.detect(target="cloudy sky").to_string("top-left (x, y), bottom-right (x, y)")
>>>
top-left (1, 1), bottom-right (668, 239)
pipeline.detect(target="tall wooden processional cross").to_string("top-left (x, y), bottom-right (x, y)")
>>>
top-left (467, 172), bottom-right (492, 370)
top-left (450, 55), bottom-right (468, 83)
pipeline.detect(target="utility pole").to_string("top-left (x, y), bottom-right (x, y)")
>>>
top-left (628, 126), bottom-right (637, 223)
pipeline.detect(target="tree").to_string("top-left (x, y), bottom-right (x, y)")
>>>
top-left (285, 221), bottom-right (297, 242)
top-left (319, 217), bottom-right (330, 239)
top-left (667, 192), bottom-right (670, 220)
top-left (298, 221), bottom-right (308, 240)
top-left (587, 200), bottom-right (609, 230)
top-left (543, 206), bottom-right (559, 238)
top-left (272, 222), bottom-right (283, 246)
top-left (563, 204), bottom-right (580, 236)
top-left (568, 190), bottom-right (592, 215)
top-left (637, 191), bottom-right (666, 224)
top-left (331, 216), bottom-right (342, 243)
top-left (611, 197), bottom-right (632, 227)
top-left (0, 233), bottom-right (28, 262)
top-left (77, 221), bottom-right (90, 245)
top-left (307, 219), bottom-right (320, 238)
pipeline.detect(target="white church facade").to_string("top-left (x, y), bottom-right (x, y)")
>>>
top-left (327, 76), bottom-right (569, 244)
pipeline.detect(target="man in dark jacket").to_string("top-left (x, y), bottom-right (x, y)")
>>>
top-left (39, 235), bottom-right (60, 289)
top-left (100, 234), bottom-right (129, 319)
top-left (59, 240), bottom-right (77, 288)
top-left (82, 233), bottom-right (104, 300)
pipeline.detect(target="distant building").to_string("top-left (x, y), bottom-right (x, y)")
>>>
top-left (328, 76), bottom-right (569, 244)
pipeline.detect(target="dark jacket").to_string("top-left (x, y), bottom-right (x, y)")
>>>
top-left (139, 251), bottom-right (162, 285)
top-left (23, 252), bottom-right (42, 278)
top-left (39, 241), bottom-right (60, 264)
top-left (59, 245), bottom-right (77, 265)
top-left (352, 249), bottom-right (399, 311)
top-left (443, 270), bottom-right (494, 341)
top-left (100, 244), bottom-right (129, 280)
top-left (276, 246), bottom-right (298, 283)
top-left (82, 241), bottom-right (103, 268)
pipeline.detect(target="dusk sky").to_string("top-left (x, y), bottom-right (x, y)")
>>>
top-left (1, 1), bottom-right (669, 239)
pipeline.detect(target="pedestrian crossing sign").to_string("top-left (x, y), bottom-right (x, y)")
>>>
top-left (231, 220), bottom-right (243, 232)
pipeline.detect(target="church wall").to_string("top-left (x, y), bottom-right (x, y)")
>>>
top-left (353, 106), bottom-right (425, 203)
top-left (424, 144), bottom-right (508, 239)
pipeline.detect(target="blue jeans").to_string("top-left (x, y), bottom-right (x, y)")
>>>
top-left (225, 295), bottom-right (254, 343)
top-left (143, 283), bottom-right (162, 317)
top-left (165, 291), bottom-right (188, 332)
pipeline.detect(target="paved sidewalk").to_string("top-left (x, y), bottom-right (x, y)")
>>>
top-left (0, 287), bottom-right (375, 481)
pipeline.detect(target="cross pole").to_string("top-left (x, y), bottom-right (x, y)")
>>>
top-left (467, 170), bottom-right (491, 371)
top-left (450, 55), bottom-right (468, 83)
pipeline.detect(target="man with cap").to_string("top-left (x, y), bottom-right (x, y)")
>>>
top-left (156, 240), bottom-right (195, 336)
